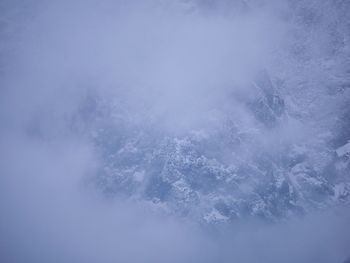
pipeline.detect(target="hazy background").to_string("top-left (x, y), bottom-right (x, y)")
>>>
top-left (1, 0), bottom-right (350, 262)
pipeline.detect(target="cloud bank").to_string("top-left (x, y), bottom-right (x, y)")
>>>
top-left (1, 0), bottom-right (350, 262)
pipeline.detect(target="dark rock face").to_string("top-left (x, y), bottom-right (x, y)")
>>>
top-left (248, 71), bottom-right (285, 128)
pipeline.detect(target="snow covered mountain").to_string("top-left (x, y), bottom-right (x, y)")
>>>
top-left (56, 0), bottom-right (348, 225)
top-left (39, 0), bottom-right (342, 225)
top-left (83, 70), bottom-right (350, 224)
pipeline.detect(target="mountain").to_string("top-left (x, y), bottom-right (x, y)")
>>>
top-left (79, 70), bottom-right (349, 224)
top-left (61, 0), bottom-right (350, 225)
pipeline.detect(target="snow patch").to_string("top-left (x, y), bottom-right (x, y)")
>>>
top-left (204, 209), bottom-right (229, 223)
top-left (336, 141), bottom-right (350, 157)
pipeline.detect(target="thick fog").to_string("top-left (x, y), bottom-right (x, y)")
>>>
top-left (1, 0), bottom-right (350, 262)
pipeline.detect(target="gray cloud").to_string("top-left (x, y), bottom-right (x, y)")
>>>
top-left (1, 0), bottom-right (350, 262)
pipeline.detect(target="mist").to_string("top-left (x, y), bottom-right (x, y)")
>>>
top-left (1, 0), bottom-right (350, 262)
